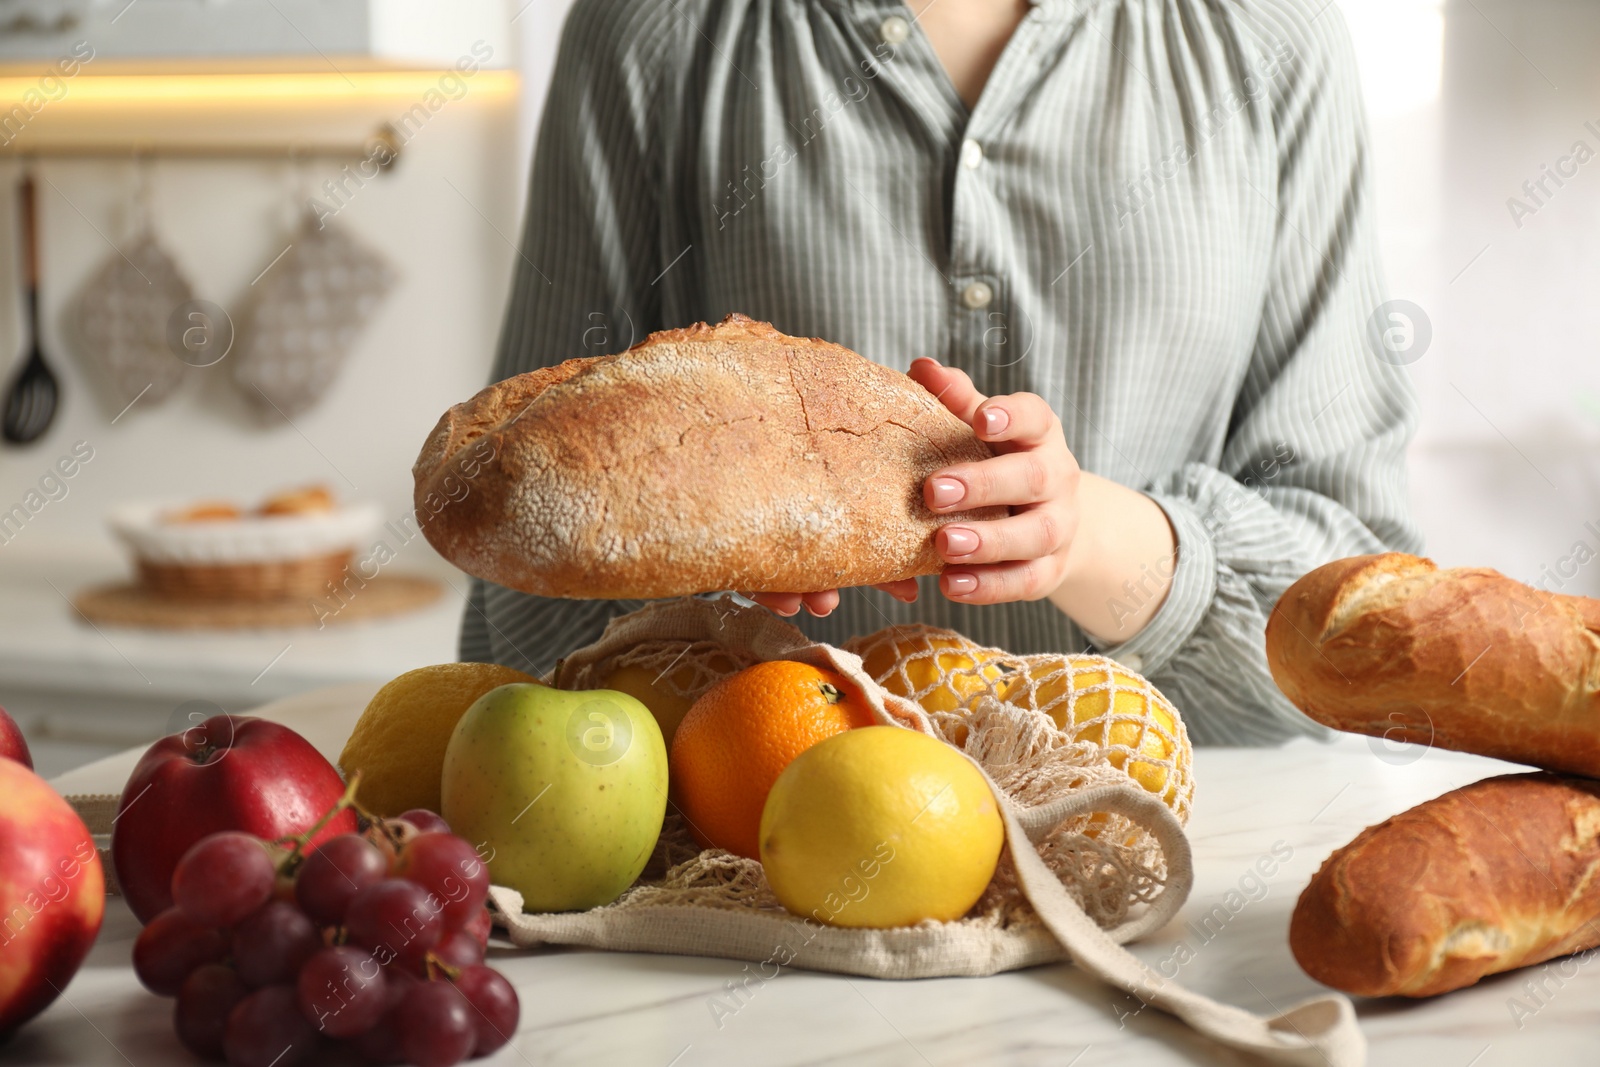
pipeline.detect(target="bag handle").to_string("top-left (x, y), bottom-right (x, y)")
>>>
top-left (1010, 781), bottom-right (1193, 944)
top-left (1003, 792), bottom-right (1365, 1065)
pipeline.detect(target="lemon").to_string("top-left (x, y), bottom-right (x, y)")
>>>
top-left (759, 726), bottom-right (1003, 928)
top-left (1003, 656), bottom-right (1180, 805)
top-left (601, 648), bottom-right (743, 746)
top-left (857, 631), bottom-right (1008, 714)
top-left (339, 662), bottom-right (537, 816)
top-left (601, 665), bottom-right (696, 746)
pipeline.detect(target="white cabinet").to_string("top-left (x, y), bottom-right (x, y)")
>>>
top-left (0, 0), bottom-right (510, 69)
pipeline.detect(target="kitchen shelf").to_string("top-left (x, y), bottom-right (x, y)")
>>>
top-left (0, 123), bottom-right (406, 167)
top-left (0, 122), bottom-right (404, 168)
top-left (0, 69), bottom-right (517, 168)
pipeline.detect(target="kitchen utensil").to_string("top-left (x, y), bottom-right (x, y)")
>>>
top-left (232, 206), bottom-right (395, 419)
top-left (2, 174), bottom-right (60, 444)
top-left (73, 160), bottom-right (192, 412)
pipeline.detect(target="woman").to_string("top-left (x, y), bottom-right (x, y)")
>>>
top-left (460, 0), bottom-right (1421, 744)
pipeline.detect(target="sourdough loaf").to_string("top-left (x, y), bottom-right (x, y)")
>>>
top-left (1265, 553), bottom-right (1600, 776)
top-left (412, 315), bottom-right (1004, 598)
top-left (1291, 772), bottom-right (1600, 997)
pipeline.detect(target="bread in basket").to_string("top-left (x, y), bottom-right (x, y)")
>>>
top-left (108, 488), bottom-right (381, 602)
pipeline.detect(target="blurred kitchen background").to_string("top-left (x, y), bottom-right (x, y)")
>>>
top-left (0, 0), bottom-right (1593, 776)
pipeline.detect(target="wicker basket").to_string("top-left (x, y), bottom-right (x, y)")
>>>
top-left (136, 551), bottom-right (354, 601)
top-left (107, 500), bottom-right (382, 604)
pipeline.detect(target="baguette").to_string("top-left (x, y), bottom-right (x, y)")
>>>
top-left (1265, 552), bottom-right (1600, 776)
top-left (412, 315), bottom-right (1004, 599)
top-left (1290, 772), bottom-right (1600, 997)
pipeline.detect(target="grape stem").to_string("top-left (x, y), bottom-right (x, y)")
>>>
top-left (272, 771), bottom-right (363, 876)
top-left (424, 953), bottom-right (462, 983)
top-left (363, 808), bottom-right (413, 854)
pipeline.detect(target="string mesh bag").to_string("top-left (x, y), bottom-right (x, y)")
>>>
top-left (72, 165), bottom-right (192, 410)
top-left (583, 636), bottom-right (762, 711)
top-left (232, 207), bottom-right (395, 419)
top-left (846, 624), bottom-right (1193, 818)
top-left (844, 624), bottom-right (1195, 931)
top-left (485, 597), bottom-right (1363, 1065)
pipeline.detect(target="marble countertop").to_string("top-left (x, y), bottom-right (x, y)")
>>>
top-left (0, 543), bottom-right (463, 705)
top-left (8, 687), bottom-right (1587, 1067)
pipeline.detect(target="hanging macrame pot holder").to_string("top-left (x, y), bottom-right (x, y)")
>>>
top-left (73, 230), bottom-right (193, 410)
top-left (232, 210), bottom-right (395, 419)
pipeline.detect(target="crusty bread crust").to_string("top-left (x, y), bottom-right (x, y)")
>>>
top-left (1290, 773), bottom-right (1600, 997)
top-left (412, 315), bottom-right (1005, 598)
top-left (1264, 553), bottom-right (1600, 776)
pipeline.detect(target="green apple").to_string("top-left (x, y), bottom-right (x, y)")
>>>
top-left (441, 682), bottom-right (668, 912)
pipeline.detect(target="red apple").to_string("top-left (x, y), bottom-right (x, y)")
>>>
top-left (0, 759), bottom-right (104, 1037)
top-left (0, 705), bottom-right (31, 769)
top-left (111, 715), bottom-right (357, 924)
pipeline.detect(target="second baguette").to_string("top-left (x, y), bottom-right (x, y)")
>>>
top-left (1291, 772), bottom-right (1600, 997)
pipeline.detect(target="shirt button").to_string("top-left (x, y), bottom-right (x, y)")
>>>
top-left (961, 281), bottom-right (994, 309)
top-left (1119, 652), bottom-right (1145, 674)
top-left (960, 139), bottom-right (984, 169)
top-left (879, 15), bottom-right (910, 44)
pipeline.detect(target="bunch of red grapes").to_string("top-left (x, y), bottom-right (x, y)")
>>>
top-left (132, 807), bottom-right (519, 1067)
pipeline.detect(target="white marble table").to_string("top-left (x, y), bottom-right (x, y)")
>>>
top-left (0, 543), bottom-right (463, 777)
top-left (7, 688), bottom-right (1586, 1067)
top-left (0, 546), bottom-right (464, 707)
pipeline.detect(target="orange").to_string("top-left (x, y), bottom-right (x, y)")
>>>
top-left (669, 660), bottom-right (876, 859)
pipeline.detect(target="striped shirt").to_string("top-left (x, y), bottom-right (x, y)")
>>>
top-left (459, 0), bottom-right (1422, 745)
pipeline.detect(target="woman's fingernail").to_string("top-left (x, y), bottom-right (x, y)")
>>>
top-left (946, 572), bottom-right (978, 595)
top-left (930, 477), bottom-right (965, 508)
top-left (982, 406), bottom-right (1009, 436)
top-left (943, 527), bottom-right (979, 556)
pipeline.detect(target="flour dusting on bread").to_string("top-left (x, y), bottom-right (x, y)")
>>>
top-left (413, 314), bottom-right (1002, 598)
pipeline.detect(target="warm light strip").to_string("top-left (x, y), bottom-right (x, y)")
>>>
top-left (0, 70), bottom-right (518, 104)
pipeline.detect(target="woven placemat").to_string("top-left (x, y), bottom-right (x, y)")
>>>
top-left (69, 794), bottom-right (121, 896)
top-left (73, 575), bottom-right (444, 630)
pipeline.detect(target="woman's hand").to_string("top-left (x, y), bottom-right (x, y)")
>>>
top-left (904, 357), bottom-right (1082, 604)
top-left (747, 357), bottom-right (1081, 616)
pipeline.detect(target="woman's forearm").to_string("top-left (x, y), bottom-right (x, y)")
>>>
top-left (1049, 473), bottom-right (1177, 644)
